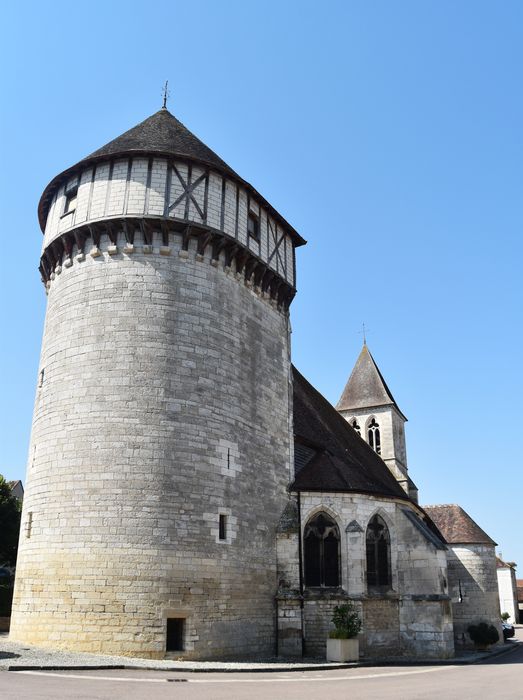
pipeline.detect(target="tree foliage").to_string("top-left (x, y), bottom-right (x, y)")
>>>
top-left (0, 475), bottom-right (22, 567)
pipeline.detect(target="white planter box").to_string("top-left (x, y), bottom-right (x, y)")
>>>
top-left (326, 637), bottom-right (359, 662)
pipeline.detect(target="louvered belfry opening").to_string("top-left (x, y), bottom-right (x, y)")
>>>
top-left (304, 513), bottom-right (340, 587)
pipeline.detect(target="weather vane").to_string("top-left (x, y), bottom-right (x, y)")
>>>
top-left (358, 322), bottom-right (369, 345)
top-left (162, 80), bottom-right (170, 109)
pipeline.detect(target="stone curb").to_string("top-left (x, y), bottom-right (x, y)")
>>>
top-left (6, 641), bottom-right (519, 673)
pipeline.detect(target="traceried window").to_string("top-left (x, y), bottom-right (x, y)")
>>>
top-left (366, 514), bottom-right (391, 589)
top-left (351, 419), bottom-right (361, 436)
top-left (304, 512), bottom-right (340, 588)
top-left (367, 418), bottom-right (381, 455)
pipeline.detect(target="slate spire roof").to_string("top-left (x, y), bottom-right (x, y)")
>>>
top-left (86, 108), bottom-right (240, 178)
top-left (423, 504), bottom-right (497, 546)
top-left (336, 344), bottom-right (406, 419)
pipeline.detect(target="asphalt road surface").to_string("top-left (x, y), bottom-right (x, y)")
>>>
top-left (1, 640), bottom-right (521, 700)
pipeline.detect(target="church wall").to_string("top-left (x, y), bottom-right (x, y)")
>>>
top-left (282, 493), bottom-right (454, 658)
top-left (446, 544), bottom-right (503, 649)
top-left (42, 158), bottom-right (296, 288)
top-left (11, 231), bottom-right (293, 659)
top-left (497, 566), bottom-right (518, 623)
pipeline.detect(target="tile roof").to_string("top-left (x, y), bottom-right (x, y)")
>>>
top-left (291, 365), bottom-right (410, 499)
top-left (423, 504), bottom-right (496, 546)
top-left (336, 344), bottom-right (406, 419)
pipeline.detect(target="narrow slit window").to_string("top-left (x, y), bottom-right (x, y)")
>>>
top-left (247, 212), bottom-right (260, 241)
top-left (26, 511), bottom-right (33, 538)
top-left (219, 514), bottom-right (227, 541)
top-left (39, 369), bottom-right (45, 387)
top-left (166, 618), bottom-right (184, 651)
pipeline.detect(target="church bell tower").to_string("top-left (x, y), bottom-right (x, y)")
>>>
top-left (336, 344), bottom-right (417, 500)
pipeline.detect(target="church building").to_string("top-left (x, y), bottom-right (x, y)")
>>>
top-left (10, 106), bottom-right (501, 660)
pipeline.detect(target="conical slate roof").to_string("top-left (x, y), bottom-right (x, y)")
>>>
top-left (38, 108), bottom-right (305, 244)
top-left (423, 504), bottom-right (497, 546)
top-left (87, 108), bottom-right (239, 178)
top-left (336, 344), bottom-right (405, 419)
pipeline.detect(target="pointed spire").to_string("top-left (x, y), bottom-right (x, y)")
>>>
top-left (336, 344), bottom-right (405, 418)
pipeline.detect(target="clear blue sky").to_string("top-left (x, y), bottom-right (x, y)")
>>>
top-left (1, 1), bottom-right (521, 567)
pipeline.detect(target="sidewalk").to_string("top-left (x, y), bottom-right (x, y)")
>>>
top-left (1, 631), bottom-right (519, 673)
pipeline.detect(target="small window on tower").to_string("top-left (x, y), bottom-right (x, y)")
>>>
top-left (247, 212), bottom-right (260, 241)
top-left (219, 513), bottom-right (227, 541)
top-left (62, 186), bottom-right (78, 216)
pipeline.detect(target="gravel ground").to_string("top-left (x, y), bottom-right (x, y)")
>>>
top-left (0, 632), bottom-right (518, 672)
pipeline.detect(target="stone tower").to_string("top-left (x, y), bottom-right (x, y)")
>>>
top-left (10, 107), bottom-right (305, 658)
top-left (336, 344), bottom-right (415, 498)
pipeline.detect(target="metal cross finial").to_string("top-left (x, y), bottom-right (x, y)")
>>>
top-left (358, 322), bottom-right (369, 345)
top-left (162, 81), bottom-right (170, 109)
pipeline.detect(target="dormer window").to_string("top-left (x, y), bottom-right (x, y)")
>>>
top-left (247, 212), bottom-right (260, 241)
top-left (368, 418), bottom-right (381, 455)
top-left (62, 186), bottom-right (78, 216)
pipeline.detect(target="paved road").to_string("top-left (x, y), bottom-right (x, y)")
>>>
top-left (1, 640), bottom-right (521, 699)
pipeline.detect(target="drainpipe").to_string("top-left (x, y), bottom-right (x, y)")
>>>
top-left (297, 491), bottom-right (305, 657)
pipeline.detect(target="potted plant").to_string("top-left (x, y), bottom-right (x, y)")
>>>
top-left (326, 602), bottom-right (362, 662)
top-left (467, 622), bottom-right (500, 651)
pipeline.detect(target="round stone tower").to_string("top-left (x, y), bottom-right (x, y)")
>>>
top-left (10, 107), bottom-right (305, 658)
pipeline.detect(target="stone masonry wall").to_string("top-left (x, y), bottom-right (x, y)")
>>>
top-left (446, 544), bottom-right (503, 649)
top-left (11, 231), bottom-right (293, 659)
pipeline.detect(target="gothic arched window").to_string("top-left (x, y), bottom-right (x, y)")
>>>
top-left (367, 418), bottom-right (381, 455)
top-left (351, 419), bottom-right (361, 436)
top-left (366, 514), bottom-right (391, 589)
top-left (304, 513), bottom-right (340, 588)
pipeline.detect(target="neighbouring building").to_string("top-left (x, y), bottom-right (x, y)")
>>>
top-left (496, 557), bottom-right (518, 624)
top-left (516, 580), bottom-right (523, 623)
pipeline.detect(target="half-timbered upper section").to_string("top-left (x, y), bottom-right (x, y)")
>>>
top-left (37, 108), bottom-right (305, 307)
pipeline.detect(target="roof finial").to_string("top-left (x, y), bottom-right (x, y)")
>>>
top-left (162, 81), bottom-right (170, 110)
top-left (358, 322), bottom-right (369, 345)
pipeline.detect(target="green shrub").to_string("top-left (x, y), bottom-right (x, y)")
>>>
top-left (467, 622), bottom-right (499, 647)
top-left (328, 602), bottom-right (362, 639)
top-left (501, 612), bottom-right (510, 622)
